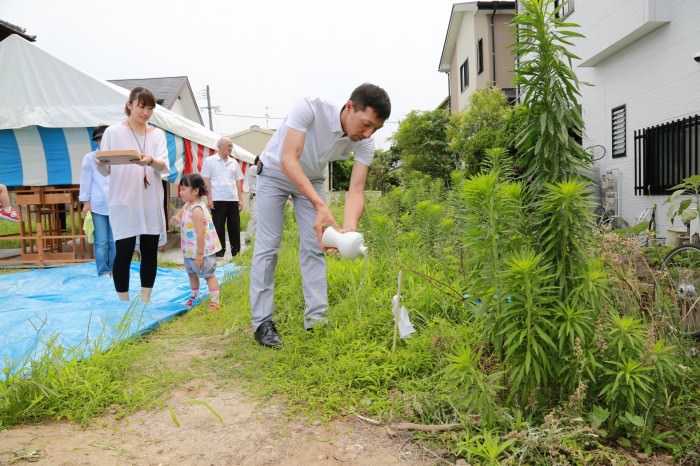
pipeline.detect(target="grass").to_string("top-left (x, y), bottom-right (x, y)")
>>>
top-left (0, 220), bottom-right (20, 248)
top-left (2, 203), bottom-right (700, 464)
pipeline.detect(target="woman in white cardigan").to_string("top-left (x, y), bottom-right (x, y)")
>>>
top-left (97, 87), bottom-right (170, 303)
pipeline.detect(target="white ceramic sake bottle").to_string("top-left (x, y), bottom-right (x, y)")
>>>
top-left (322, 226), bottom-right (368, 259)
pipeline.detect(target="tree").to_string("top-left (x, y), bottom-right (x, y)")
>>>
top-left (448, 87), bottom-right (524, 175)
top-left (366, 148), bottom-right (401, 192)
top-left (329, 159), bottom-right (353, 191)
top-left (391, 109), bottom-right (458, 185)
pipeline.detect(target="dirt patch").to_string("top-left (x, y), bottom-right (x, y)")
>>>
top-left (0, 338), bottom-right (439, 466)
top-left (0, 381), bottom-right (433, 465)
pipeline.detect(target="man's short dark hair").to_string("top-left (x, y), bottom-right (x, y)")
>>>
top-left (349, 83), bottom-right (391, 121)
top-left (92, 124), bottom-right (108, 141)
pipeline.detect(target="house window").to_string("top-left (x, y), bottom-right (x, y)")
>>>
top-left (611, 105), bottom-right (626, 158)
top-left (554, 0), bottom-right (575, 18)
top-left (460, 58), bottom-right (469, 92)
top-left (634, 114), bottom-right (700, 195)
top-left (477, 39), bottom-right (484, 75)
top-left (503, 88), bottom-right (518, 105)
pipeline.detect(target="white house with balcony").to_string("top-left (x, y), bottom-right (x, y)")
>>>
top-left (561, 0), bottom-right (700, 237)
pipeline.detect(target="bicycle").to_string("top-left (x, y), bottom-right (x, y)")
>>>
top-left (594, 206), bottom-right (629, 230)
top-left (654, 228), bottom-right (700, 338)
top-left (633, 203), bottom-right (658, 246)
top-left (585, 144), bottom-right (606, 162)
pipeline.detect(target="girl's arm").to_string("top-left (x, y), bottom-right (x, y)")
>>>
top-left (170, 203), bottom-right (188, 226)
top-left (191, 206), bottom-right (206, 267)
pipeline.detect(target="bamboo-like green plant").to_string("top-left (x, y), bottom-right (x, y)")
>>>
top-left (443, 344), bottom-right (504, 426)
top-left (599, 356), bottom-right (654, 416)
top-left (456, 430), bottom-right (515, 465)
top-left (607, 314), bottom-right (645, 357)
top-left (480, 147), bottom-right (517, 182)
top-left (499, 249), bottom-right (558, 406)
top-left (536, 179), bottom-right (596, 298)
top-left (512, 0), bottom-right (589, 187)
top-left (552, 302), bottom-right (600, 396)
top-left (598, 314), bottom-right (653, 418)
top-left (460, 171), bottom-right (526, 332)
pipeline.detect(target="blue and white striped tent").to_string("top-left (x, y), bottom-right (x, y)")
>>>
top-left (0, 35), bottom-right (254, 188)
top-left (0, 125), bottom-right (221, 187)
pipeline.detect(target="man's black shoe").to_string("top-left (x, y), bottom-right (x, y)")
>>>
top-left (254, 321), bottom-right (282, 348)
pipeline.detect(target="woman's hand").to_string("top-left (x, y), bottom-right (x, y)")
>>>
top-left (133, 153), bottom-right (153, 166)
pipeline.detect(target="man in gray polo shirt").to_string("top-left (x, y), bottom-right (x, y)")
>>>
top-left (250, 83), bottom-right (391, 348)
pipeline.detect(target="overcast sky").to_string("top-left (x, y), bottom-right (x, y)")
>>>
top-left (1, 0), bottom-right (462, 149)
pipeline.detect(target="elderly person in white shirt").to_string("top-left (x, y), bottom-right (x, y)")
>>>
top-left (201, 137), bottom-right (244, 259)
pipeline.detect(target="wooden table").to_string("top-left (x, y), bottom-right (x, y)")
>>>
top-left (8, 186), bottom-right (93, 265)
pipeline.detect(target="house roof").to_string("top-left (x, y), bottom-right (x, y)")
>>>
top-left (108, 76), bottom-right (191, 109)
top-left (438, 1), bottom-right (515, 73)
top-left (228, 124), bottom-right (275, 139)
top-left (109, 76), bottom-right (204, 126)
top-left (0, 18), bottom-right (36, 42)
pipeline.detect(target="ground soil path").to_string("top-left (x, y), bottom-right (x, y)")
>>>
top-left (0, 338), bottom-right (440, 466)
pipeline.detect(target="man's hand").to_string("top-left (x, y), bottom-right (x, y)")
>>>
top-left (314, 203), bottom-right (339, 247)
top-left (82, 201), bottom-right (91, 214)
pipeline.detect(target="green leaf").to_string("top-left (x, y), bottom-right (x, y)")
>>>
top-left (588, 405), bottom-right (609, 428)
top-left (617, 437), bottom-right (632, 447)
top-left (681, 209), bottom-right (697, 223)
top-left (622, 411), bottom-right (645, 427)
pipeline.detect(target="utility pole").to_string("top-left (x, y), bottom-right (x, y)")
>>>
top-left (206, 85), bottom-right (213, 131)
top-left (264, 106), bottom-right (270, 129)
top-left (198, 85), bottom-right (216, 131)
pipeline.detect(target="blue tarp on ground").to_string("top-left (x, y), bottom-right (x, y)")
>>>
top-left (0, 262), bottom-right (242, 373)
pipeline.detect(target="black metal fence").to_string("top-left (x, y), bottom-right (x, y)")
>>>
top-left (634, 114), bottom-right (700, 195)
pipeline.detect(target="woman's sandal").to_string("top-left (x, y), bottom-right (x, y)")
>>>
top-left (209, 301), bottom-right (220, 312)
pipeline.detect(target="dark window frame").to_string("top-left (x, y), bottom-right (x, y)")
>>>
top-left (459, 58), bottom-right (470, 92)
top-left (611, 105), bottom-right (627, 158)
top-left (477, 39), bottom-right (484, 75)
top-left (554, 0), bottom-right (575, 18)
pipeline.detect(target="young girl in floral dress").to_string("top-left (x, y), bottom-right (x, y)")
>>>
top-left (177, 174), bottom-right (222, 310)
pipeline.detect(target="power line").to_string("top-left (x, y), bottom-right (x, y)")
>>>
top-left (213, 111), bottom-right (400, 125)
top-left (214, 111), bottom-right (284, 120)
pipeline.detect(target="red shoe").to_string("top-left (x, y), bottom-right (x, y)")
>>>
top-left (185, 294), bottom-right (199, 307)
top-left (0, 207), bottom-right (20, 222)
